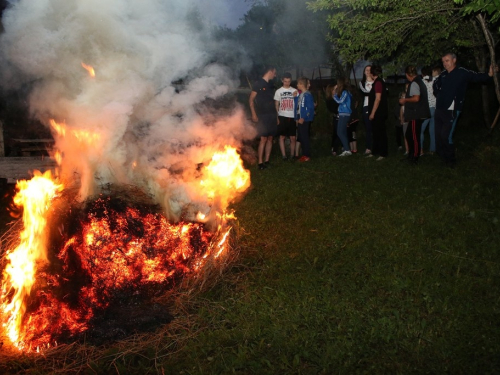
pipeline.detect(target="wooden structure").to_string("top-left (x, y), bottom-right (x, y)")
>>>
top-left (0, 157), bottom-right (57, 183)
top-left (10, 138), bottom-right (54, 156)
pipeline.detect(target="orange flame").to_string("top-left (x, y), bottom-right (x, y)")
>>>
top-left (81, 62), bottom-right (95, 78)
top-left (1, 171), bottom-right (63, 349)
top-left (50, 119), bottom-right (100, 145)
top-left (201, 145), bottom-right (250, 211)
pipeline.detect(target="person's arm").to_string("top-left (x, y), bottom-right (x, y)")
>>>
top-left (275, 99), bottom-right (280, 124)
top-left (359, 81), bottom-right (370, 94)
top-left (400, 94), bottom-right (420, 104)
top-left (298, 94), bottom-right (308, 124)
top-left (333, 90), bottom-right (348, 104)
top-left (399, 82), bottom-right (420, 104)
top-left (369, 93), bottom-right (381, 121)
top-left (249, 91), bottom-right (258, 123)
top-left (466, 66), bottom-right (495, 83)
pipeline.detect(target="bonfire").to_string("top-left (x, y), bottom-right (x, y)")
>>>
top-left (0, 135), bottom-right (250, 352)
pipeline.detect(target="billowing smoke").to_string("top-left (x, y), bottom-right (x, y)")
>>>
top-left (0, 0), bottom-right (255, 222)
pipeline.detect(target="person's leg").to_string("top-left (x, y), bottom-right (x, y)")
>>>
top-left (420, 118), bottom-right (430, 154)
top-left (264, 137), bottom-right (273, 162)
top-left (415, 119), bottom-right (423, 161)
top-left (279, 135), bottom-right (286, 158)
top-left (258, 136), bottom-right (267, 164)
top-left (434, 108), bottom-right (449, 159)
top-left (443, 111), bottom-right (460, 165)
top-left (349, 121), bottom-right (358, 152)
top-left (395, 125), bottom-right (403, 148)
top-left (284, 117), bottom-right (296, 158)
top-left (290, 136), bottom-right (296, 157)
top-left (403, 122), bottom-right (409, 154)
top-left (298, 122), bottom-right (311, 157)
top-left (371, 118), bottom-right (380, 156)
top-left (363, 106), bottom-right (372, 152)
top-left (337, 115), bottom-right (351, 152)
top-left (407, 120), bottom-right (417, 161)
top-left (379, 118), bottom-right (388, 158)
top-left (428, 107), bottom-right (436, 153)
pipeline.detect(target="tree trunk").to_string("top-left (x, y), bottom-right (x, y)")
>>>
top-left (476, 14), bottom-right (500, 130)
top-left (473, 45), bottom-right (492, 127)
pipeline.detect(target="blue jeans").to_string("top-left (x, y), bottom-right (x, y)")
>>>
top-left (337, 114), bottom-right (351, 151)
top-left (420, 106), bottom-right (435, 152)
top-left (435, 109), bottom-right (461, 164)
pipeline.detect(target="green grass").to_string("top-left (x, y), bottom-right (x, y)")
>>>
top-left (1, 89), bottom-right (500, 374)
top-left (155, 127), bottom-right (500, 374)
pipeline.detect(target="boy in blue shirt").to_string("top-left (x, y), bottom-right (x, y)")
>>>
top-left (295, 77), bottom-right (315, 162)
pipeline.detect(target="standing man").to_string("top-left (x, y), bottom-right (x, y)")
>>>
top-left (274, 72), bottom-right (298, 161)
top-left (399, 65), bottom-right (431, 165)
top-left (433, 53), bottom-right (495, 167)
top-left (250, 66), bottom-right (277, 170)
top-left (368, 65), bottom-right (389, 161)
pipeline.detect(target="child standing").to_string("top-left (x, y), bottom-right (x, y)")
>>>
top-left (295, 77), bottom-right (315, 162)
top-left (274, 72), bottom-right (298, 160)
top-left (333, 77), bottom-right (353, 157)
top-left (399, 91), bottom-right (409, 155)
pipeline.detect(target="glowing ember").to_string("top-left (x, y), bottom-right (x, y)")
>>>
top-left (81, 62), bottom-right (95, 78)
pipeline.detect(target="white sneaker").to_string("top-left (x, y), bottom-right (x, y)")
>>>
top-left (376, 156), bottom-right (385, 161)
top-left (365, 154), bottom-right (373, 158)
top-left (338, 151), bottom-right (352, 157)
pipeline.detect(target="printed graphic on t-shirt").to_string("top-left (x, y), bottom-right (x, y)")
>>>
top-left (274, 88), bottom-right (297, 118)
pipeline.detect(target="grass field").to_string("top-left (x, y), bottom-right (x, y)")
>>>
top-left (0, 86), bottom-right (499, 374)
top-left (155, 123), bottom-right (500, 374)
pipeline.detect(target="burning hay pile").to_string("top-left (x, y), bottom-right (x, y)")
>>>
top-left (1, 143), bottom-right (248, 353)
top-left (0, 0), bottom-right (256, 361)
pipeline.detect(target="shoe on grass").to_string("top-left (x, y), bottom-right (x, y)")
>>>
top-left (258, 163), bottom-right (267, 170)
top-left (338, 151), bottom-right (352, 157)
top-left (298, 156), bottom-right (310, 162)
top-left (376, 156), bottom-right (385, 161)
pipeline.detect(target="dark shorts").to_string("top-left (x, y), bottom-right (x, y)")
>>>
top-left (257, 113), bottom-right (278, 137)
top-left (277, 116), bottom-right (296, 137)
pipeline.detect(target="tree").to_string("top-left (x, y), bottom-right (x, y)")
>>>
top-left (309, 0), bottom-right (500, 127)
top-left (455, 0), bottom-right (500, 21)
top-left (308, 0), bottom-right (465, 68)
top-left (455, 0), bottom-right (500, 129)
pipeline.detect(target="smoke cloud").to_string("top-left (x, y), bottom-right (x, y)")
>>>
top-left (0, 0), bottom-right (255, 222)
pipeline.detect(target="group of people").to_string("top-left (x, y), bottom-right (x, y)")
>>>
top-left (249, 53), bottom-right (496, 169)
top-left (249, 67), bottom-right (315, 169)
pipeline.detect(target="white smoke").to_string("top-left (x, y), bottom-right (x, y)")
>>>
top-left (0, 0), bottom-right (255, 222)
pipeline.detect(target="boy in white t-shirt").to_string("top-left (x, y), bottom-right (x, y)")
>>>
top-left (274, 72), bottom-right (298, 160)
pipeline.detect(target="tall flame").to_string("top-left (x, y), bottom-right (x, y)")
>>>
top-left (1, 171), bottom-right (63, 348)
top-left (201, 145), bottom-right (250, 212)
top-left (81, 62), bottom-right (95, 78)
